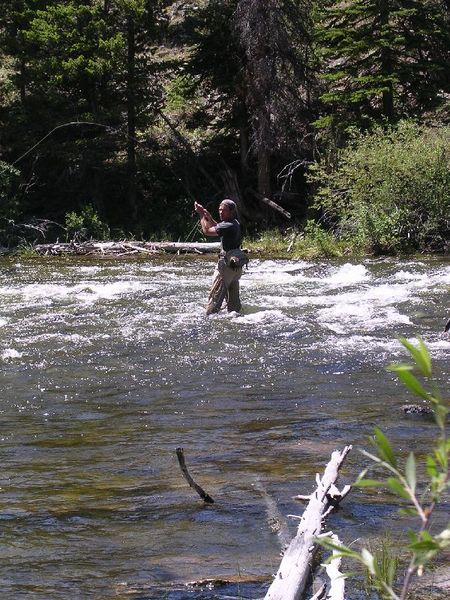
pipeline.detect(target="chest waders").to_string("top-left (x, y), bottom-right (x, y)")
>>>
top-left (206, 254), bottom-right (243, 315)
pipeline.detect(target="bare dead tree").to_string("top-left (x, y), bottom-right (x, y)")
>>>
top-left (233, 0), bottom-right (315, 199)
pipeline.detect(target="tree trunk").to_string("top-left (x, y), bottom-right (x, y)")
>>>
top-left (257, 109), bottom-right (272, 198)
top-left (378, 0), bottom-right (394, 120)
top-left (19, 58), bottom-right (26, 104)
top-left (126, 14), bottom-right (137, 223)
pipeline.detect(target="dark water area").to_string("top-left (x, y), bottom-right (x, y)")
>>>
top-left (0, 255), bottom-right (449, 599)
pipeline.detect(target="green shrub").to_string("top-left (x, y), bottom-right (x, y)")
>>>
top-left (65, 204), bottom-right (109, 241)
top-left (166, 74), bottom-right (198, 113)
top-left (309, 121), bottom-right (450, 253)
top-left (319, 337), bottom-right (449, 600)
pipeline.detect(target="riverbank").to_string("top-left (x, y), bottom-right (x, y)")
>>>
top-left (1, 227), bottom-right (448, 261)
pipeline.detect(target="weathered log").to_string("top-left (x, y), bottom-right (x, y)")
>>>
top-left (33, 240), bottom-right (221, 256)
top-left (317, 533), bottom-right (346, 600)
top-left (264, 446), bottom-right (352, 600)
top-left (176, 447), bottom-right (214, 504)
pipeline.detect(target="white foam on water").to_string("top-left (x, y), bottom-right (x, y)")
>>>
top-left (320, 334), bottom-right (402, 356)
top-left (1, 348), bottom-right (23, 360)
top-left (0, 318), bottom-right (7, 326)
top-left (359, 283), bottom-right (414, 307)
top-left (393, 269), bottom-right (428, 282)
top-left (300, 273), bottom-right (415, 333)
top-left (326, 263), bottom-right (371, 286)
top-left (3, 280), bottom-right (157, 307)
top-left (235, 309), bottom-right (292, 326)
top-left (318, 294), bottom-right (412, 332)
top-left (248, 260), bottom-right (311, 285)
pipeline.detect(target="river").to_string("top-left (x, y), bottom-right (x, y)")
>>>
top-left (0, 254), bottom-right (449, 599)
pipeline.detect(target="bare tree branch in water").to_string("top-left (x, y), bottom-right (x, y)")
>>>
top-left (176, 447), bottom-right (215, 504)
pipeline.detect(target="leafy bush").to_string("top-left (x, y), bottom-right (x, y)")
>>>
top-left (320, 337), bottom-right (449, 600)
top-left (65, 204), bottom-right (109, 241)
top-left (309, 122), bottom-right (450, 253)
top-left (165, 74), bottom-right (198, 113)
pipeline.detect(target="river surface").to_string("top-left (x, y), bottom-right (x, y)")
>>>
top-left (0, 254), bottom-right (449, 599)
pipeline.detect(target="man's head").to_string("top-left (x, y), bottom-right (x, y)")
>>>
top-left (219, 199), bottom-right (237, 221)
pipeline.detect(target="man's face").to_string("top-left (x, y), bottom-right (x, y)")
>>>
top-left (219, 203), bottom-right (233, 220)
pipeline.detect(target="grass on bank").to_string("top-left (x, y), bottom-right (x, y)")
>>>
top-left (245, 221), bottom-right (367, 260)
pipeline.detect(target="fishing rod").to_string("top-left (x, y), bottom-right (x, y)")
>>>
top-left (9, 117), bottom-right (218, 241)
top-left (11, 121), bottom-right (114, 167)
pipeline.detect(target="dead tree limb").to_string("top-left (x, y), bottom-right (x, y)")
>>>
top-left (264, 445), bottom-right (352, 600)
top-left (308, 584), bottom-right (327, 600)
top-left (249, 189), bottom-right (292, 219)
top-left (316, 532), bottom-right (346, 600)
top-left (176, 447), bottom-right (214, 504)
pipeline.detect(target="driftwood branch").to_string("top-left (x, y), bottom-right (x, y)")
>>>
top-left (176, 447), bottom-right (214, 504)
top-left (33, 240), bottom-right (221, 256)
top-left (316, 532), bottom-right (346, 600)
top-left (249, 189), bottom-right (292, 219)
top-left (308, 584), bottom-right (327, 600)
top-left (264, 445), bottom-right (352, 600)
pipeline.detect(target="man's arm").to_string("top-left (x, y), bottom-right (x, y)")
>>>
top-left (194, 201), bottom-right (218, 236)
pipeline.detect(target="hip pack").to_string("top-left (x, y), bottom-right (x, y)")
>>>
top-left (225, 249), bottom-right (249, 270)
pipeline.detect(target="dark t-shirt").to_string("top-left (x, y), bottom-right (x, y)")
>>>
top-left (215, 219), bottom-right (241, 251)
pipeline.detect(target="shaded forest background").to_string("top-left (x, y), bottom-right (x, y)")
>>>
top-left (0, 0), bottom-right (449, 250)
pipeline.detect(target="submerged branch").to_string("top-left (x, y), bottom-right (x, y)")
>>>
top-left (176, 447), bottom-right (215, 504)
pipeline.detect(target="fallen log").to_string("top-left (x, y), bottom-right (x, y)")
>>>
top-left (33, 240), bottom-right (221, 256)
top-left (264, 446), bottom-right (352, 600)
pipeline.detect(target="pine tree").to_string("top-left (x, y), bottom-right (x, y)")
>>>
top-left (188, 0), bottom-right (315, 204)
top-left (316, 0), bottom-right (450, 129)
top-left (0, 1), bottom-right (167, 226)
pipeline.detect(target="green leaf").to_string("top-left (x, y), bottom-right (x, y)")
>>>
top-left (317, 538), bottom-right (358, 559)
top-left (372, 427), bottom-right (397, 468)
top-left (409, 539), bottom-right (440, 552)
top-left (398, 336), bottom-right (432, 377)
top-left (399, 507), bottom-right (419, 517)
top-left (388, 365), bottom-right (430, 400)
top-left (387, 477), bottom-right (411, 500)
top-left (361, 548), bottom-right (376, 575)
top-left (354, 478), bottom-right (385, 487)
top-left (420, 530), bottom-right (434, 542)
top-left (426, 455), bottom-right (438, 478)
top-left (407, 530), bottom-right (418, 544)
top-left (405, 452), bottom-right (416, 493)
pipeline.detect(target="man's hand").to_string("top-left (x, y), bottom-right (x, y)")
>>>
top-left (194, 201), bottom-right (206, 216)
top-left (194, 201), bottom-right (217, 236)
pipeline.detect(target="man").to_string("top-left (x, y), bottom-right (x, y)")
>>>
top-left (194, 198), bottom-right (247, 314)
